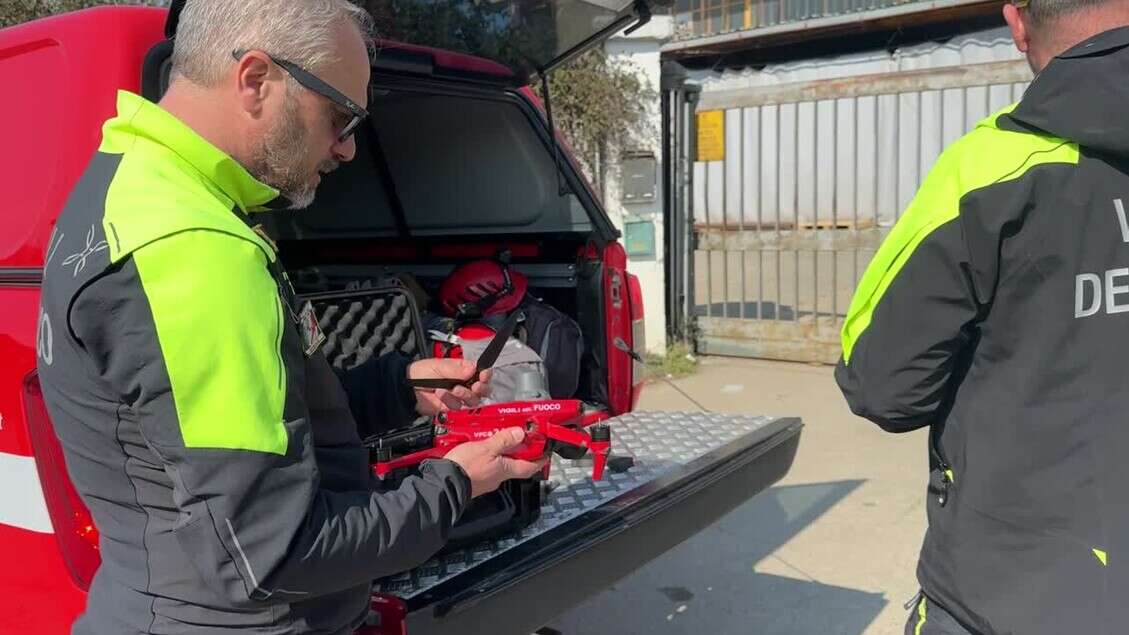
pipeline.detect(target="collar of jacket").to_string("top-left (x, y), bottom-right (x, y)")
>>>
top-left (1056, 24), bottom-right (1129, 59)
top-left (102, 90), bottom-right (289, 213)
top-left (1002, 26), bottom-right (1129, 156)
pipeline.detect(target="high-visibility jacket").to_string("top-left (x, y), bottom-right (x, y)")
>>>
top-left (838, 26), bottom-right (1129, 635)
top-left (37, 90), bottom-right (471, 635)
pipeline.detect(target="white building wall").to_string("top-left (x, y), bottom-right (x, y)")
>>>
top-left (604, 16), bottom-right (674, 354)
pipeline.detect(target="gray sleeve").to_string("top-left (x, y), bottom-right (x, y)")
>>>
top-left (70, 246), bottom-right (471, 605)
top-left (333, 352), bottom-right (420, 438)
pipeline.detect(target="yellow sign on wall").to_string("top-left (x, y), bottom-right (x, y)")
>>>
top-left (697, 110), bottom-right (725, 162)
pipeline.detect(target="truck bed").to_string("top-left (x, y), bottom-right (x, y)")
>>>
top-left (377, 411), bottom-right (802, 634)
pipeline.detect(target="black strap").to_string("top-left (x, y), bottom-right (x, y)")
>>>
top-left (365, 122), bottom-right (412, 239)
top-left (454, 249), bottom-right (516, 321)
top-left (410, 311), bottom-right (520, 390)
top-left (165, 0), bottom-right (187, 39)
top-left (141, 39), bottom-right (175, 102)
top-left (928, 424), bottom-right (953, 506)
top-left (539, 73), bottom-right (567, 197)
top-left (231, 207), bottom-right (302, 321)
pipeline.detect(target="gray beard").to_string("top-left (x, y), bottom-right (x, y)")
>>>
top-left (250, 94), bottom-right (318, 210)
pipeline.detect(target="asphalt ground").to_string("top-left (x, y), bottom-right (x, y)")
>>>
top-left (545, 356), bottom-right (928, 635)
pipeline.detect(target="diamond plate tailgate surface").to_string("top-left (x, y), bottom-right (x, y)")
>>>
top-left (375, 411), bottom-right (785, 599)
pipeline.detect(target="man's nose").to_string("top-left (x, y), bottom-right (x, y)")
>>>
top-left (332, 134), bottom-right (357, 163)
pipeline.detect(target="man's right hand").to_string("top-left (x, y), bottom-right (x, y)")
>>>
top-left (443, 427), bottom-right (547, 498)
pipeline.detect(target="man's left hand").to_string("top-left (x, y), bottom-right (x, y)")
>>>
top-left (409, 358), bottom-right (492, 415)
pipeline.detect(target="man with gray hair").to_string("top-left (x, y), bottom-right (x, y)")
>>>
top-left (835, 0), bottom-right (1129, 633)
top-left (36, 1), bottom-right (545, 633)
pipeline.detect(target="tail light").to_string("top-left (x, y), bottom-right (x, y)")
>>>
top-left (627, 273), bottom-right (645, 411)
top-left (22, 373), bottom-right (100, 590)
top-left (356, 595), bottom-right (407, 634)
top-left (603, 242), bottom-right (645, 414)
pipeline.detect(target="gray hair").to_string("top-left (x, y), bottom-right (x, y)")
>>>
top-left (170, 0), bottom-right (374, 87)
top-left (1026, 0), bottom-right (1118, 25)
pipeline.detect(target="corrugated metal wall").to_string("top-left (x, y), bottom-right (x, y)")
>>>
top-left (692, 28), bottom-right (1026, 228)
top-left (687, 29), bottom-right (1033, 362)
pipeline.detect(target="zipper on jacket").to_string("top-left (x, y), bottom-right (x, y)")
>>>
top-left (929, 425), bottom-right (953, 507)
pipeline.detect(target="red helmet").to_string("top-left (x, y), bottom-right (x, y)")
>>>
top-left (439, 259), bottom-right (528, 317)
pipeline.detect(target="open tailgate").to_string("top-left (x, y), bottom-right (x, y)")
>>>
top-left (375, 411), bottom-right (802, 634)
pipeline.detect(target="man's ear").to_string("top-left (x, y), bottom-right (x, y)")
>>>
top-left (1003, 3), bottom-right (1030, 54)
top-left (235, 50), bottom-right (274, 116)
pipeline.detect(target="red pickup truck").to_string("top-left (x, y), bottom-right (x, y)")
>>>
top-left (0, 2), bottom-right (802, 633)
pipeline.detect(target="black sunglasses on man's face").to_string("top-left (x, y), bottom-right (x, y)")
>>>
top-left (232, 49), bottom-right (368, 142)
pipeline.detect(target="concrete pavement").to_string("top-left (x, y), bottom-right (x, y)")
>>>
top-left (545, 356), bottom-right (929, 635)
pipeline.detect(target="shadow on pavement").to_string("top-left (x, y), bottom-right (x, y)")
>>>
top-left (543, 480), bottom-right (885, 635)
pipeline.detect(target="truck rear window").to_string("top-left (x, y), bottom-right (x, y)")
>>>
top-left (269, 86), bottom-right (593, 239)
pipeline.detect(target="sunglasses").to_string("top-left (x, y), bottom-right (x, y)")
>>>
top-left (232, 49), bottom-right (368, 142)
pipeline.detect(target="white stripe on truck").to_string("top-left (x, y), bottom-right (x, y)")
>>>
top-left (0, 452), bottom-right (55, 533)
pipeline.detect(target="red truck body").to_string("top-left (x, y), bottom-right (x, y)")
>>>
top-left (0, 6), bottom-right (648, 633)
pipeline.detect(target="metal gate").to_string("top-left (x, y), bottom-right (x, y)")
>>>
top-left (664, 59), bottom-right (1033, 363)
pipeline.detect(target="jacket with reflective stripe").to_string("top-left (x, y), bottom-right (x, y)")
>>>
top-left (837, 27), bottom-right (1129, 635)
top-left (37, 91), bottom-right (471, 635)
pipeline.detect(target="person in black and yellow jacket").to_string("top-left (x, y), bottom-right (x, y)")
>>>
top-left (36, 2), bottom-right (544, 634)
top-left (837, 1), bottom-right (1129, 633)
